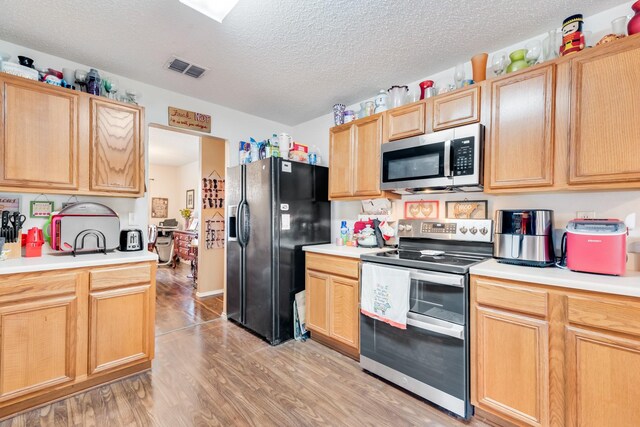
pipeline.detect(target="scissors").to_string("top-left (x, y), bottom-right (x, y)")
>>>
top-left (10, 212), bottom-right (26, 233)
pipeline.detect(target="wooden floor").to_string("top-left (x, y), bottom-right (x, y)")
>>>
top-left (1, 263), bottom-right (489, 427)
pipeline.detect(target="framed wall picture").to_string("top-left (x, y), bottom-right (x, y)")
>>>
top-left (404, 200), bottom-right (439, 219)
top-left (186, 189), bottom-right (195, 209)
top-left (151, 198), bottom-right (169, 218)
top-left (30, 200), bottom-right (55, 218)
top-left (0, 195), bottom-right (20, 212)
top-left (445, 200), bottom-right (488, 219)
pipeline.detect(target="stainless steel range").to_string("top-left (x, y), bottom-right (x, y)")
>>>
top-left (360, 218), bottom-right (493, 419)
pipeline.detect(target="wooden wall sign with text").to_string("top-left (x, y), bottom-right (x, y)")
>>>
top-left (168, 107), bottom-right (212, 133)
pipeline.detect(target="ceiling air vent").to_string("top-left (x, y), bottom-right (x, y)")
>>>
top-left (165, 56), bottom-right (209, 79)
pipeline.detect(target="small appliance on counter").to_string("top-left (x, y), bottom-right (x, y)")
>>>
top-left (25, 227), bottom-right (45, 257)
top-left (563, 218), bottom-right (628, 276)
top-left (494, 209), bottom-right (555, 267)
top-left (48, 202), bottom-right (120, 255)
top-left (120, 229), bottom-right (144, 251)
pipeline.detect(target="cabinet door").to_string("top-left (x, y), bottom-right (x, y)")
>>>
top-left (565, 327), bottom-right (640, 427)
top-left (568, 41), bottom-right (640, 185)
top-left (306, 270), bottom-right (330, 335)
top-left (386, 102), bottom-right (425, 141)
top-left (328, 125), bottom-right (353, 198)
top-left (0, 79), bottom-right (78, 190)
top-left (353, 115), bottom-right (383, 197)
top-left (329, 276), bottom-right (359, 350)
top-left (474, 306), bottom-right (549, 426)
top-left (0, 295), bottom-right (77, 401)
top-left (88, 284), bottom-right (152, 375)
top-left (488, 65), bottom-right (555, 189)
top-left (433, 86), bottom-right (480, 131)
top-left (90, 99), bottom-right (142, 194)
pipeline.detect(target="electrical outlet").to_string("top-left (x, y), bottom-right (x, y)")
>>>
top-left (576, 211), bottom-right (596, 219)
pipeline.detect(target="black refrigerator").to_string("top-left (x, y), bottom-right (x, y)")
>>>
top-left (226, 158), bottom-right (330, 345)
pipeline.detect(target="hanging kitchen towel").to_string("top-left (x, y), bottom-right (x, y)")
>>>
top-left (361, 263), bottom-right (410, 329)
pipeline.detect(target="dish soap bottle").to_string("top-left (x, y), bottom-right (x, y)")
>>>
top-left (340, 221), bottom-right (349, 246)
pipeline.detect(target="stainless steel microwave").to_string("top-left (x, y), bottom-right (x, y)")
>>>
top-left (380, 123), bottom-right (484, 193)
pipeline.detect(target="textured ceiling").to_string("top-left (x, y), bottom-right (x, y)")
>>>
top-left (0, 0), bottom-right (628, 125)
top-left (148, 127), bottom-right (199, 166)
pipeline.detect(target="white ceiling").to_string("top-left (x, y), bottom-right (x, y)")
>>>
top-left (148, 127), bottom-right (199, 166)
top-left (0, 0), bottom-right (627, 125)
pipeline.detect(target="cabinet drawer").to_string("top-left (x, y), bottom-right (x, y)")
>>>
top-left (433, 86), bottom-right (480, 131)
top-left (90, 264), bottom-right (152, 291)
top-left (306, 253), bottom-right (359, 279)
top-left (474, 277), bottom-right (548, 317)
top-left (385, 102), bottom-right (426, 141)
top-left (0, 273), bottom-right (78, 304)
top-left (568, 295), bottom-right (640, 337)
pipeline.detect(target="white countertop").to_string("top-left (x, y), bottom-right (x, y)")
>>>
top-left (471, 259), bottom-right (640, 297)
top-left (0, 248), bottom-right (158, 275)
top-left (302, 243), bottom-right (393, 259)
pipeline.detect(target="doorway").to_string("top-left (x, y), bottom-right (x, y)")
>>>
top-left (147, 124), bottom-right (227, 333)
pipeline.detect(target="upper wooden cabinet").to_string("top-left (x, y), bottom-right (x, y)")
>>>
top-left (487, 64), bottom-right (555, 190)
top-left (328, 124), bottom-right (353, 198)
top-left (385, 101), bottom-right (426, 141)
top-left (0, 74), bottom-right (144, 197)
top-left (0, 78), bottom-right (79, 190)
top-left (329, 114), bottom-right (396, 200)
top-left (353, 115), bottom-right (384, 197)
top-left (90, 99), bottom-right (142, 194)
top-left (433, 86), bottom-right (480, 131)
top-left (568, 39), bottom-right (640, 186)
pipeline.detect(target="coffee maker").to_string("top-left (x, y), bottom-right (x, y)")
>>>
top-left (494, 209), bottom-right (555, 267)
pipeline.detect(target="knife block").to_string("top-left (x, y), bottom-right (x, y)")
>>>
top-left (3, 241), bottom-right (22, 259)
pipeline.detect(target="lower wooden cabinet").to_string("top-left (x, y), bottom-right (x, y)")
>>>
top-left (305, 253), bottom-right (360, 359)
top-left (0, 261), bottom-right (156, 419)
top-left (472, 275), bottom-right (640, 427)
top-left (474, 306), bottom-right (549, 426)
top-left (306, 270), bottom-right (330, 335)
top-left (328, 275), bottom-right (359, 349)
top-left (89, 283), bottom-right (153, 375)
top-left (0, 290), bottom-right (78, 402)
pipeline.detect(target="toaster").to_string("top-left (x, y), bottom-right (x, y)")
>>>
top-left (49, 203), bottom-right (120, 253)
top-left (494, 209), bottom-right (555, 267)
top-left (565, 219), bottom-right (627, 276)
top-left (120, 229), bottom-right (144, 251)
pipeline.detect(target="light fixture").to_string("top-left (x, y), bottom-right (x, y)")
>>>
top-left (179, 0), bottom-right (240, 23)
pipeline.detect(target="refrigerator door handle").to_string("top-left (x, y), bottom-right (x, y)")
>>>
top-left (238, 201), bottom-right (250, 247)
top-left (237, 201), bottom-right (246, 247)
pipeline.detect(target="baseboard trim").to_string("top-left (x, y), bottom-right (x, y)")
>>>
top-left (196, 289), bottom-right (223, 298)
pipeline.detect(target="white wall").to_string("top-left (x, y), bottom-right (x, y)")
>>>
top-left (148, 164), bottom-right (181, 227)
top-left (178, 160), bottom-right (200, 221)
top-left (0, 37), bottom-right (292, 238)
top-left (312, 1), bottom-right (640, 270)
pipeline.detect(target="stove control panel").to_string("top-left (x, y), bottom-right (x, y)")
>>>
top-left (398, 219), bottom-right (493, 242)
top-left (420, 222), bottom-right (457, 234)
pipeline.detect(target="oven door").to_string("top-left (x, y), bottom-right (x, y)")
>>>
top-left (360, 312), bottom-right (469, 417)
top-left (380, 130), bottom-right (455, 190)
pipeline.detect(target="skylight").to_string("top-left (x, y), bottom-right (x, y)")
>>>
top-left (179, 0), bottom-right (240, 23)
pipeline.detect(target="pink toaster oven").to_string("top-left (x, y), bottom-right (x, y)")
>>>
top-left (565, 219), bottom-right (627, 276)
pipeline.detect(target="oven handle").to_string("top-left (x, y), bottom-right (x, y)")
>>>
top-left (409, 269), bottom-right (464, 288)
top-left (362, 262), bottom-right (464, 288)
top-left (407, 312), bottom-right (465, 340)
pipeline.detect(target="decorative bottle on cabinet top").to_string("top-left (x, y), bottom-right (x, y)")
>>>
top-left (629, 0), bottom-right (640, 35)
